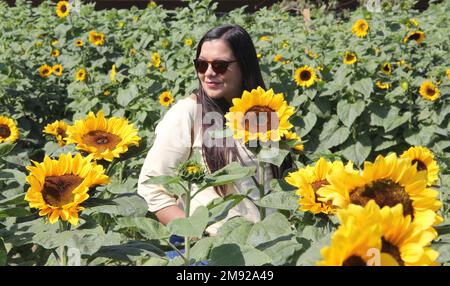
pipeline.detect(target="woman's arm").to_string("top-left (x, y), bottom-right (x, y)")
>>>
top-left (155, 205), bottom-right (186, 225)
top-left (138, 98), bottom-right (197, 225)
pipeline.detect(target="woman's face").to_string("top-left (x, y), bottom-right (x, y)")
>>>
top-left (197, 39), bottom-right (243, 103)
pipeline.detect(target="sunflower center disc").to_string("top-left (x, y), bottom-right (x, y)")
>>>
top-left (426, 87), bottom-right (435, 96)
top-left (43, 174), bottom-right (83, 207)
top-left (164, 96), bottom-right (170, 102)
top-left (244, 106), bottom-right (278, 133)
top-left (410, 33), bottom-right (420, 41)
top-left (311, 179), bottom-right (329, 192)
top-left (61, 5), bottom-right (67, 13)
top-left (350, 179), bottom-right (414, 218)
top-left (382, 238), bottom-right (404, 266)
top-left (57, 127), bottom-right (67, 138)
top-left (0, 124), bottom-right (11, 138)
top-left (82, 130), bottom-right (122, 152)
top-left (412, 159), bottom-right (428, 172)
top-left (346, 55), bottom-right (354, 61)
top-left (343, 255), bottom-right (366, 266)
top-left (300, 71), bottom-right (311, 81)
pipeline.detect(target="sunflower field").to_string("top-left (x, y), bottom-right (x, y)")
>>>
top-left (0, 0), bottom-right (449, 266)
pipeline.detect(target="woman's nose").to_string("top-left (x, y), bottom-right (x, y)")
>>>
top-left (204, 64), bottom-right (216, 77)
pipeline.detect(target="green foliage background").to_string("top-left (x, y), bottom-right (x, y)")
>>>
top-left (0, 0), bottom-right (449, 265)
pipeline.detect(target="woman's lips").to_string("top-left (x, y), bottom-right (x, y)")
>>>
top-left (205, 81), bottom-right (221, 88)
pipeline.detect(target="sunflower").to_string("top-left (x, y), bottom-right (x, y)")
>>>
top-left (0, 116), bottom-right (20, 143)
top-left (283, 131), bottom-right (304, 151)
top-left (285, 158), bottom-right (353, 215)
top-left (159, 91), bottom-right (174, 107)
top-left (376, 81), bottom-right (391, 89)
top-left (318, 153), bottom-right (443, 227)
top-left (43, 120), bottom-right (69, 146)
top-left (51, 49), bottom-right (60, 58)
top-left (184, 38), bottom-right (193, 47)
top-left (89, 31), bottom-right (105, 46)
top-left (419, 81), bottom-right (440, 101)
top-left (257, 53), bottom-right (262, 59)
top-left (56, 1), bottom-right (70, 18)
top-left (25, 153), bottom-right (109, 225)
top-left (381, 62), bottom-right (392, 75)
top-left (65, 110), bottom-right (141, 161)
top-left (352, 19), bottom-right (369, 38)
top-left (294, 66), bottom-right (317, 88)
top-left (324, 201), bottom-right (439, 266)
top-left (224, 87), bottom-right (295, 143)
top-left (52, 64), bottom-right (63, 76)
top-left (274, 54), bottom-right (282, 62)
top-left (151, 52), bottom-right (161, 68)
top-left (447, 69), bottom-right (450, 80)
top-left (75, 68), bottom-right (86, 81)
top-left (343, 52), bottom-right (357, 65)
top-left (409, 19), bottom-right (419, 27)
top-left (378, 203), bottom-right (439, 266)
top-left (259, 36), bottom-right (269, 41)
top-left (305, 49), bottom-right (319, 59)
top-left (403, 31), bottom-right (425, 44)
top-left (39, 64), bottom-right (52, 78)
top-left (401, 146), bottom-right (440, 186)
top-left (110, 64), bottom-right (116, 82)
top-left (75, 39), bottom-right (83, 47)
top-left (317, 202), bottom-right (383, 266)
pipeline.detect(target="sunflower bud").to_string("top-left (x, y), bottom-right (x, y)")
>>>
top-left (401, 81), bottom-right (409, 91)
top-left (177, 160), bottom-right (205, 184)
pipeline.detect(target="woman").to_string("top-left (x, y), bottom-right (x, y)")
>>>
top-left (138, 24), bottom-right (292, 236)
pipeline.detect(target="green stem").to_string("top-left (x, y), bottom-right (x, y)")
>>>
top-left (258, 162), bottom-right (266, 221)
top-left (59, 221), bottom-right (68, 266)
top-left (184, 182), bottom-right (192, 266)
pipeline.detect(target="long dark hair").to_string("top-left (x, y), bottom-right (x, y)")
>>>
top-left (194, 24), bottom-right (292, 196)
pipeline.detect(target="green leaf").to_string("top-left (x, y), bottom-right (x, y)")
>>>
top-left (298, 112), bottom-right (317, 136)
top-left (128, 62), bottom-right (147, 76)
top-left (0, 143), bottom-right (15, 158)
top-left (296, 232), bottom-right (332, 266)
top-left (167, 206), bottom-right (208, 238)
top-left (0, 193), bottom-right (26, 207)
top-left (117, 83), bottom-right (139, 107)
top-left (404, 127), bottom-right (435, 146)
top-left (90, 241), bottom-right (166, 264)
top-left (207, 195), bottom-right (246, 227)
top-left (383, 111), bottom-right (411, 132)
top-left (337, 100), bottom-right (365, 127)
top-left (190, 237), bottom-right (216, 262)
top-left (115, 217), bottom-right (170, 240)
top-left (352, 78), bottom-right (373, 97)
top-left (0, 238), bottom-right (6, 266)
top-left (201, 162), bottom-right (256, 189)
top-left (210, 243), bottom-right (272, 266)
top-left (255, 191), bottom-right (298, 211)
top-left (214, 217), bottom-right (254, 245)
top-left (33, 225), bottom-right (121, 255)
top-left (257, 147), bottom-right (290, 167)
top-left (86, 194), bottom-right (148, 217)
top-left (0, 207), bottom-right (31, 218)
top-left (319, 118), bottom-right (351, 150)
top-left (341, 134), bottom-right (372, 166)
top-left (247, 213), bottom-right (293, 248)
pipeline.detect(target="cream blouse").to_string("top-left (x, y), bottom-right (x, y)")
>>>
top-left (137, 96), bottom-right (273, 236)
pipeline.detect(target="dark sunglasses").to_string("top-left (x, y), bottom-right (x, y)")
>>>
top-left (193, 59), bottom-right (237, 75)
